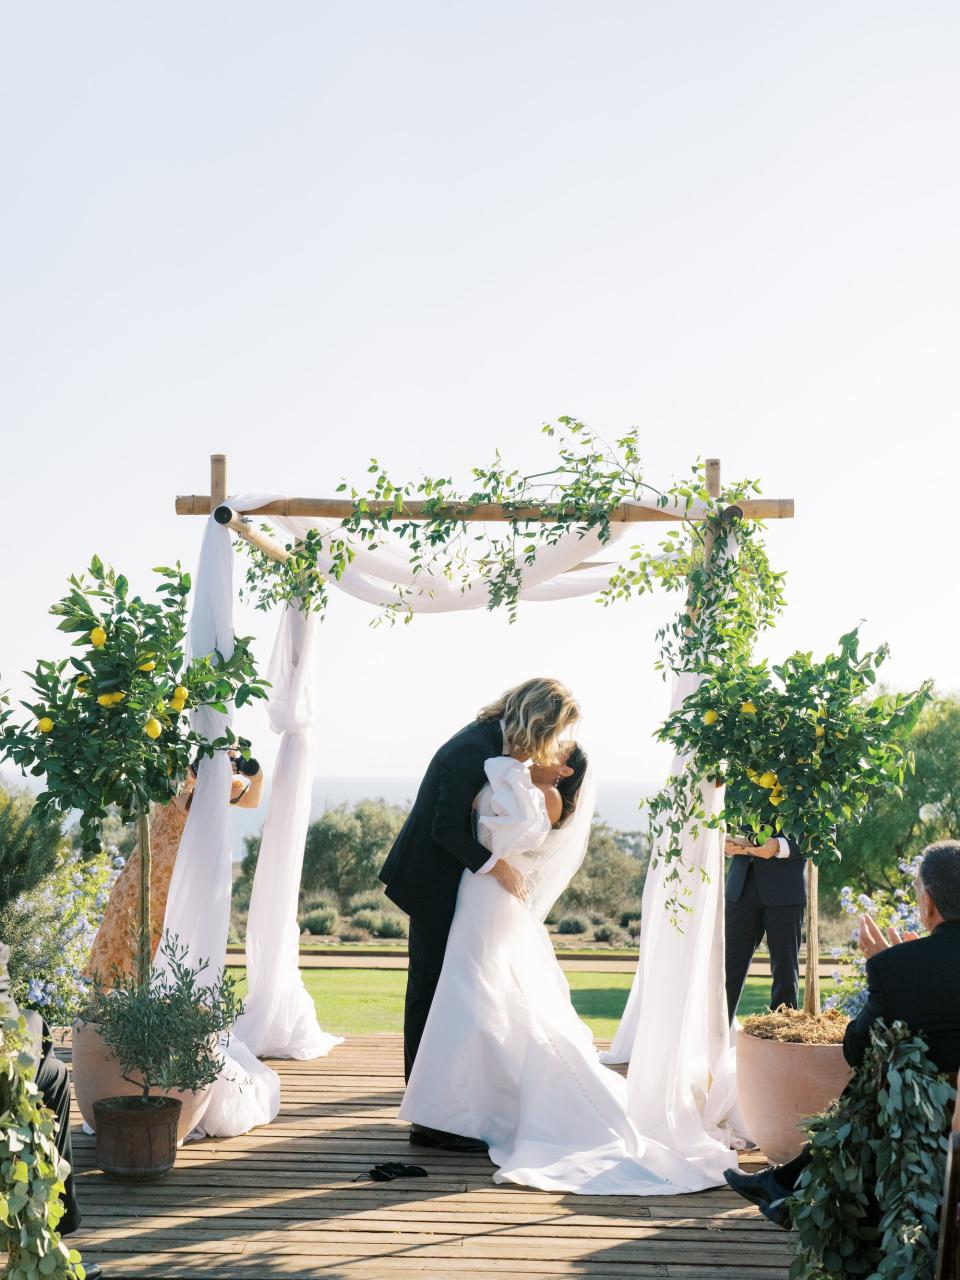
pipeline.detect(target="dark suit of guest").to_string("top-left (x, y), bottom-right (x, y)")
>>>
top-left (379, 718), bottom-right (504, 1079)
top-left (0, 951), bottom-right (80, 1235)
top-left (773, 919), bottom-right (960, 1190)
top-left (725, 835), bottom-right (805, 1021)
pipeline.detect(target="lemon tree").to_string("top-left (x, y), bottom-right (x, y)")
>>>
top-left (0, 558), bottom-right (268, 985)
top-left (0, 557), bottom-right (267, 854)
top-left (653, 627), bottom-right (931, 869)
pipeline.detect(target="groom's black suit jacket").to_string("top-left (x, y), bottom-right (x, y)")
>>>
top-left (380, 718), bottom-right (504, 933)
top-left (725, 834), bottom-right (806, 907)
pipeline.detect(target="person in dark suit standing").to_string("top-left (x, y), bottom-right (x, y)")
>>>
top-left (379, 677), bottom-right (579, 1150)
top-left (725, 839), bottom-right (960, 1226)
top-left (0, 943), bottom-right (103, 1278)
top-left (724, 829), bottom-right (806, 1021)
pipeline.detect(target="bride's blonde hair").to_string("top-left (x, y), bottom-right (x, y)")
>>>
top-left (478, 678), bottom-right (580, 765)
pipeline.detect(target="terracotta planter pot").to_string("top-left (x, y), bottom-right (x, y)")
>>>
top-left (93, 1095), bottom-right (182, 1181)
top-left (72, 1021), bottom-right (210, 1142)
top-left (736, 1028), bottom-right (852, 1163)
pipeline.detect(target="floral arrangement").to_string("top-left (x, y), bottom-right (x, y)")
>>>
top-left (0, 1008), bottom-right (86, 1279)
top-left (824, 858), bottom-right (923, 1019)
top-left (0, 841), bottom-right (119, 1020)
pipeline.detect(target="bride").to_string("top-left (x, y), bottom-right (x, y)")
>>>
top-left (399, 740), bottom-right (725, 1195)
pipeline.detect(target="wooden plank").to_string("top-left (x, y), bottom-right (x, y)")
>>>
top-left (175, 494), bottom-right (795, 523)
top-left (65, 1031), bottom-right (791, 1279)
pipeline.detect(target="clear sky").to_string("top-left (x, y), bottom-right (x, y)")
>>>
top-left (2, 1), bottom-right (957, 796)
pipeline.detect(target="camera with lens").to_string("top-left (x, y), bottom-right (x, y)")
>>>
top-left (190, 737), bottom-right (260, 778)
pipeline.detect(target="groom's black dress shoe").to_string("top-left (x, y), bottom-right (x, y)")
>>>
top-left (409, 1124), bottom-right (488, 1154)
top-left (723, 1166), bottom-right (791, 1229)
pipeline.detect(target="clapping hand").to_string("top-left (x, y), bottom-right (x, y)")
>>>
top-left (858, 913), bottom-right (920, 959)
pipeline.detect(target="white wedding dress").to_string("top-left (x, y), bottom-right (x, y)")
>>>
top-left (399, 756), bottom-right (726, 1194)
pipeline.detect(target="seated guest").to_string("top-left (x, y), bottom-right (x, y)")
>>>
top-left (725, 839), bottom-right (960, 1226)
top-left (0, 943), bottom-right (102, 1279)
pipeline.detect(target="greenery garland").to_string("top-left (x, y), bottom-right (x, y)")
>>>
top-left (232, 419), bottom-right (931, 919)
top-left (786, 1020), bottom-right (954, 1279)
top-left (0, 1012), bottom-right (85, 1280)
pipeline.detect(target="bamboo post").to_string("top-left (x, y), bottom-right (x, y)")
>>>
top-left (803, 860), bottom-right (821, 1015)
top-left (175, 494), bottom-right (795, 522)
top-left (210, 454), bottom-right (228, 508)
top-left (136, 808), bottom-right (152, 988)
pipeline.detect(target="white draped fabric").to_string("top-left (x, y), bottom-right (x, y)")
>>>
top-left (600, 682), bottom-right (746, 1168)
top-left (159, 490), bottom-right (715, 1143)
top-left (234, 604), bottom-right (343, 1060)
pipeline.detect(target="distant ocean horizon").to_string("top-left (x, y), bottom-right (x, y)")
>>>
top-left (229, 775), bottom-right (656, 857)
top-left (1, 768), bottom-right (656, 858)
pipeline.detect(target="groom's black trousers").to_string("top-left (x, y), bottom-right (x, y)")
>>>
top-left (404, 919), bottom-right (450, 1081)
top-left (725, 870), bottom-right (803, 1020)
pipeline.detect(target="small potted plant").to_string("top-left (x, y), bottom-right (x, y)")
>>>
top-left (81, 935), bottom-right (241, 1181)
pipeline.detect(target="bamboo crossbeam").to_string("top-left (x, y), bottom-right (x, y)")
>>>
top-left (213, 506), bottom-right (291, 564)
top-left (176, 494), bottom-right (795, 522)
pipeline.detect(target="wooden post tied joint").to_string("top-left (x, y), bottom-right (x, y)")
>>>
top-left (213, 505), bottom-right (292, 566)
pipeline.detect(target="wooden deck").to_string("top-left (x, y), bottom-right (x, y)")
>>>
top-left (67, 1034), bottom-right (795, 1279)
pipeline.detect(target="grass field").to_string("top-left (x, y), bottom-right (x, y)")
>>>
top-left (233, 968), bottom-right (834, 1038)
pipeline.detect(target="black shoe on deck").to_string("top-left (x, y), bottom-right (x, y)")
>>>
top-left (409, 1123), bottom-right (488, 1153)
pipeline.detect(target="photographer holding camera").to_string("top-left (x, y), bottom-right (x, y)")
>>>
top-left (86, 743), bottom-right (264, 986)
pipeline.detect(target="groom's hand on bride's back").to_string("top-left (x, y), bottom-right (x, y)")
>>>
top-left (490, 860), bottom-right (528, 901)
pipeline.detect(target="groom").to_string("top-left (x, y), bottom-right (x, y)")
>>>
top-left (380, 677), bottom-right (578, 1150)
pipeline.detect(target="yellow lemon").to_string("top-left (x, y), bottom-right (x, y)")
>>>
top-left (90, 626), bottom-right (107, 648)
top-left (37, 716), bottom-right (54, 733)
top-left (97, 693), bottom-right (114, 707)
top-left (769, 793), bottom-right (783, 807)
top-left (703, 710), bottom-right (718, 726)
top-left (818, 706), bottom-right (827, 718)
top-left (110, 691), bottom-right (125, 704)
top-left (740, 701), bottom-right (757, 715)
top-left (815, 725), bottom-right (825, 738)
top-left (758, 771), bottom-right (779, 789)
top-left (138, 659), bottom-right (156, 672)
top-left (75, 674), bottom-right (88, 689)
top-left (173, 686), bottom-right (188, 704)
top-left (144, 717), bottom-right (163, 740)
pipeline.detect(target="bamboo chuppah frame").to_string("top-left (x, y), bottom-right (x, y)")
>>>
top-left (174, 453), bottom-right (817, 1015)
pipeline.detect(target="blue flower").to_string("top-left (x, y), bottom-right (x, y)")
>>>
top-left (26, 978), bottom-right (48, 1005)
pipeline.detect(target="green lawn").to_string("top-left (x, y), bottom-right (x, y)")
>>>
top-left (232, 968), bottom-right (832, 1038)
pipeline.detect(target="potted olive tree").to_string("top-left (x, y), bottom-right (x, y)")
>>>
top-left (654, 624), bottom-right (931, 1161)
top-left (0, 556), bottom-right (267, 1167)
top-left (82, 936), bottom-right (241, 1180)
